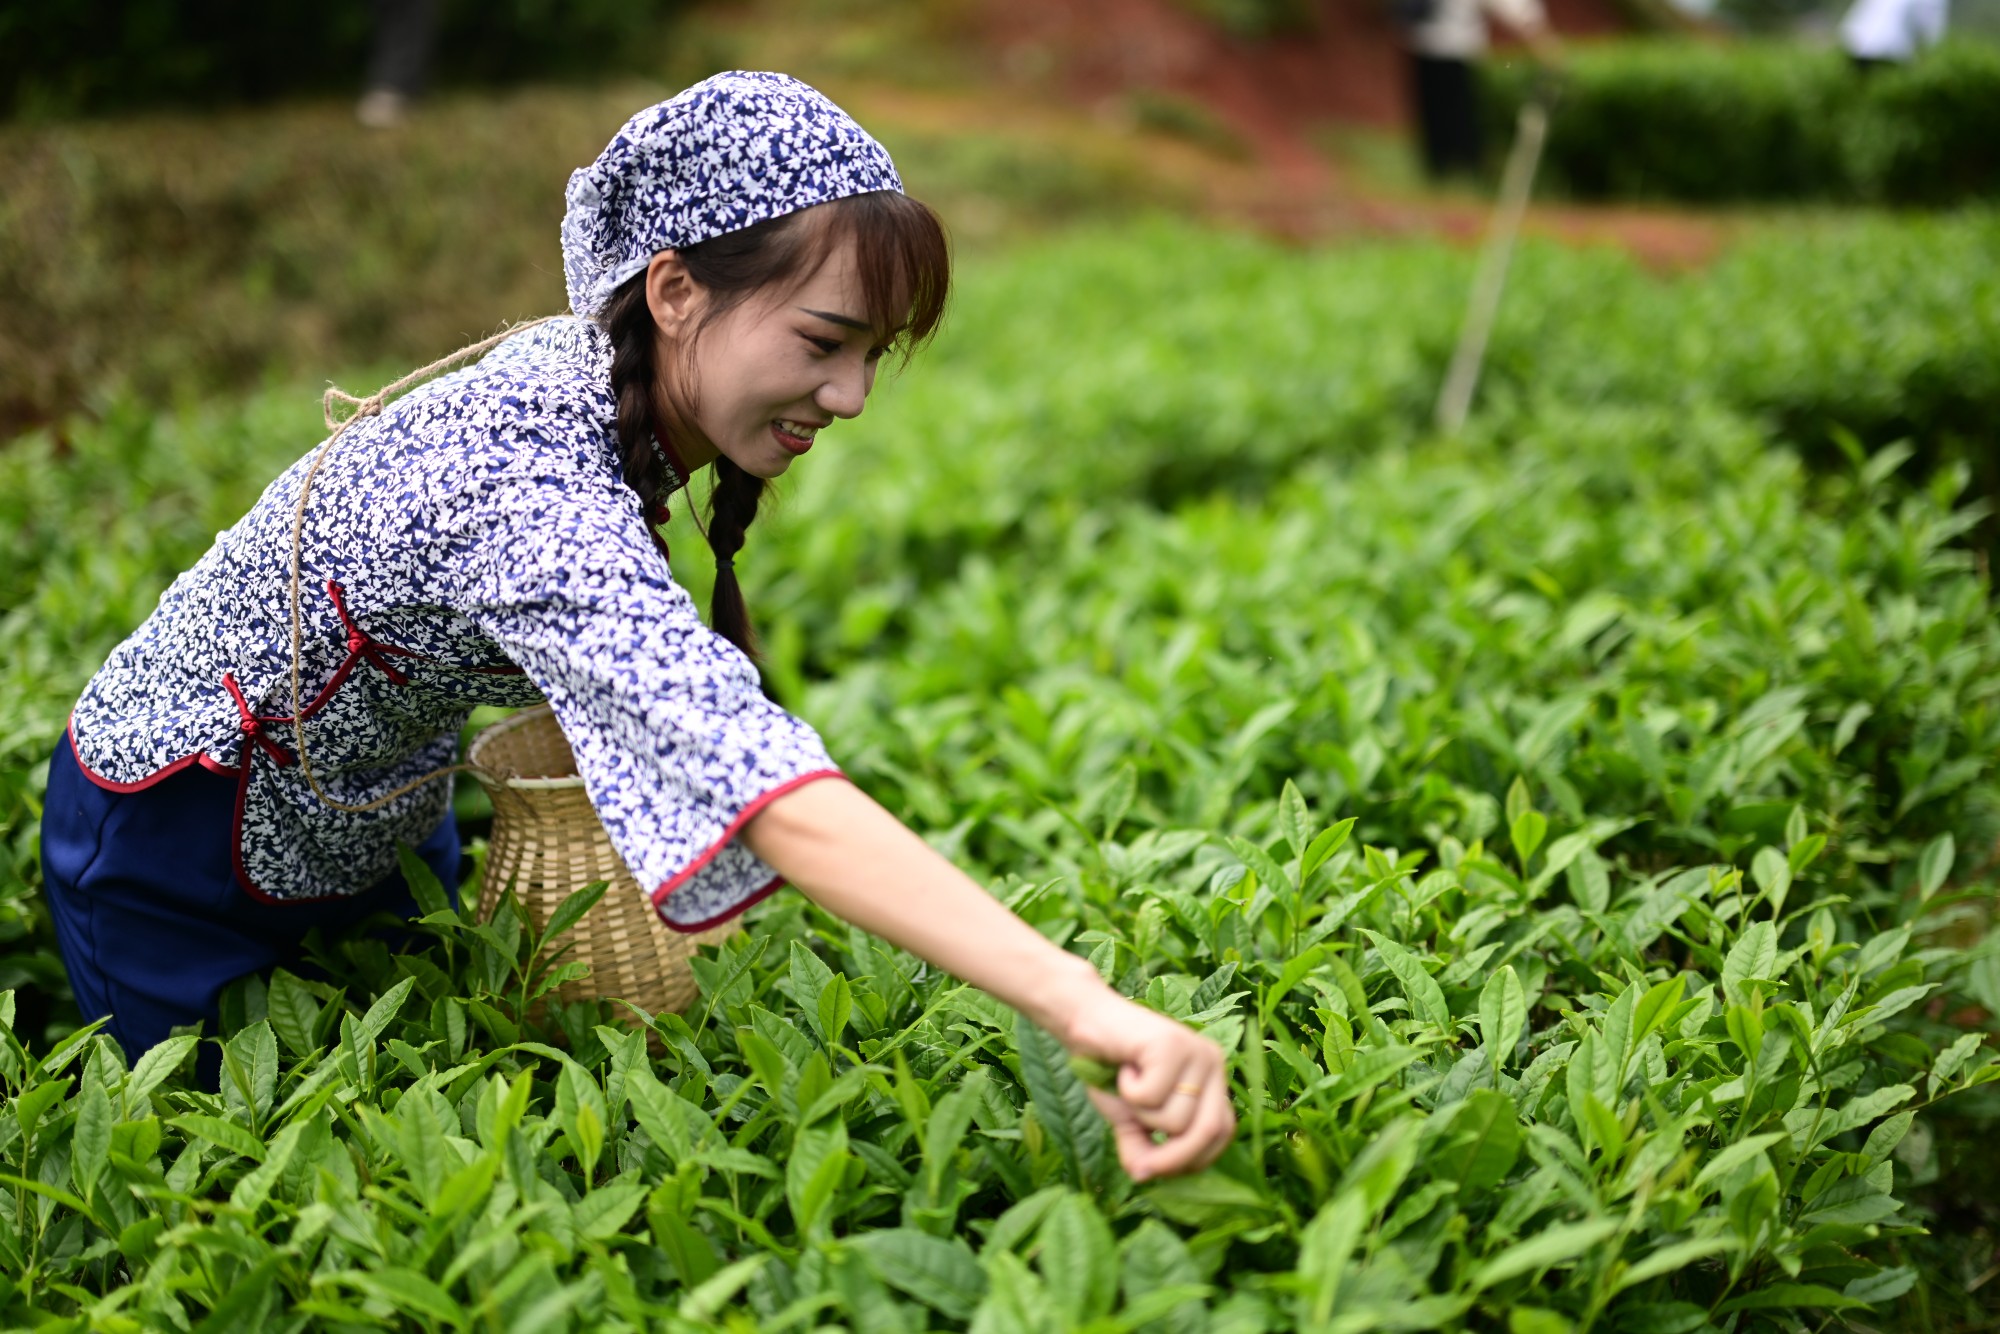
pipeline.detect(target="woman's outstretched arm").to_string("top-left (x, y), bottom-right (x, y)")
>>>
top-left (742, 775), bottom-right (1236, 1182)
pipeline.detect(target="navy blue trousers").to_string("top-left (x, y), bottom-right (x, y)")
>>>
top-left (40, 733), bottom-right (460, 1080)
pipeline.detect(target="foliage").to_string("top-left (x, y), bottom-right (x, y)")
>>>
top-left (2, 218), bottom-right (1999, 1326)
top-left (1, 795), bottom-right (1995, 1327)
top-left (0, 0), bottom-right (686, 121)
top-left (1485, 40), bottom-right (2000, 205)
top-left (743, 214), bottom-right (2000, 607)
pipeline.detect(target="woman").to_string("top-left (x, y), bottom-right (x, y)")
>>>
top-left (40, 72), bottom-right (1234, 1183)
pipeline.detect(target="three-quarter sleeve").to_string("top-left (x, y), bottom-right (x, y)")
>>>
top-left (438, 415), bottom-right (842, 931)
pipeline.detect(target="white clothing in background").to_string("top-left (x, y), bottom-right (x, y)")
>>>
top-left (1840, 0), bottom-right (1950, 60)
top-left (1407, 0), bottom-right (1549, 59)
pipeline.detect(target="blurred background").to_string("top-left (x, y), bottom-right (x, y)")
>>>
top-left (2, 0), bottom-right (1995, 436)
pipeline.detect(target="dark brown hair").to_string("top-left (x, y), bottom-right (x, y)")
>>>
top-left (599, 190), bottom-right (950, 666)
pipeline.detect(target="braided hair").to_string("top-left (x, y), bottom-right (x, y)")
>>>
top-left (597, 191), bottom-right (951, 665)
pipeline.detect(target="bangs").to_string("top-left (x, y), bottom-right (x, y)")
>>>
top-left (816, 192), bottom-right (952, 363)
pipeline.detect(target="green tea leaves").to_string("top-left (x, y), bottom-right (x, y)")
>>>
top-left (1723, 921), bottom-right (1778, 1006)
top-left (1472, 1218), bottom-right (1621, 1291)
top-left (69, 1079), bottom-right (111, 1197)
top-left (787, 1121), bottom-right (852, 1239)
top-left (1361, 931), bottom-right (1451, 1031)
top-left (1511, 809), bottom-right (1550, 873)
top-left (1431, 1090), bottom-right (1522, 1193)
top-left (851, 1229), bottom-right (987, 1319)
top-left (322, 1268), bottom-right (467, 1326)
top-left (1916, 833), bottom-right (1954, 902)
top-left (1479, 965), bottom-right (1527, 1073)
top-left (124, 1035), bottom-right (198, 1113)
top-left (1016, 1022), bottom-right (1110, 1190)
top-left (1040, 1192), bottom-right (1118, 1321)
top-left (5, 205), bottom-right (2000, 1332)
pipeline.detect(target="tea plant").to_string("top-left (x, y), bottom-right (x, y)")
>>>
top-left (3, 216), bottom-right (1998, 1327)
top-left (1485, 41), bottom-right (2000, 206)
top-left (2, 791), bottom-right (1993, 1328)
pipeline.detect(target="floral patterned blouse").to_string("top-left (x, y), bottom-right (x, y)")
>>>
top-left (67, 317), bottom-right (841, 932)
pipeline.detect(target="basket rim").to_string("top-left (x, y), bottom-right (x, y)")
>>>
top-left (467, 704), bottom-right (585, 791)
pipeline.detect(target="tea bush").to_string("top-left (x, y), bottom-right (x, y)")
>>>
top-left (3, 218), bottom-right (1998, 1328)
top-left (749, 213), bottom-right (2000, 635)
top-left (1484, 40), bottom-right (2000, 205)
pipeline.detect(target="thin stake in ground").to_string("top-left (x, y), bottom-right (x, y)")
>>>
top-left (1435, 94), bottom-right (1552, 437)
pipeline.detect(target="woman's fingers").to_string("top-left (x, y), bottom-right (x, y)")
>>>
top-left (1147, 1085), bottom-right (1205, 1138)
top-left (1091, 1083), bottom-right (1235, 1181)
top-left (1141, 1086), bottom-right (1234, 1179)
top-left (1113, 1021), bottom-right (1215, 1100)
top-left (1116, 1062), bottom-right (1207, 1136)
top-left (1064, 991), bottom-right (1237, 1181)
top-left (1089, 1090), bottom-right (1161, 1178)
top-left (1116, 1029), bottom-right (1223, 1120)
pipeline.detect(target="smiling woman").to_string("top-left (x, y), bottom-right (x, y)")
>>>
top-left (37, 70), bottom-right (1235, 1183)
top-left (594, 188), bottom-right (950, 661)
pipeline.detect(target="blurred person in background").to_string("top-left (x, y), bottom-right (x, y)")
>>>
top-left (1394, 0), bottom-right (1565, 180)
top-left (357, 0), bottom-right (438, 127)
top-left (1841, 0), bottom-right (1950, 69)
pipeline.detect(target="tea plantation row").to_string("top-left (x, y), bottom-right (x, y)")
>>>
top-left (1485, 41), bottom-right (2000, 206)
top-left (1, 216), bottom-right (1997, 1329)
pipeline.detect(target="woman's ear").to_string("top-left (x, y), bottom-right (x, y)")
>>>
top-left (644, 250), bottom-right (702, 335)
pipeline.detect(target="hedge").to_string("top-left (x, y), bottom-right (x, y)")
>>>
top-left (1484, 39), bottom-right (2000, 204)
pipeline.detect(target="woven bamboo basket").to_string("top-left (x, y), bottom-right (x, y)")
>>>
top-left (468, 705), bottom-right (739, 1015)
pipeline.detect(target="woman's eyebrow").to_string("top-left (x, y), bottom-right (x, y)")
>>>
top-left (797, 306), bottom-right (870, 331)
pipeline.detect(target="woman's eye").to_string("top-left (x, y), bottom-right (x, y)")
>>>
top-left (804, 334), bottom-right (842, 355)
top-left (865, 344), bottom-right (889, 363)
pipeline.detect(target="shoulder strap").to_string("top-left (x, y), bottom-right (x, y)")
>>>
top-left (285, 316), bottom-right (563, 812)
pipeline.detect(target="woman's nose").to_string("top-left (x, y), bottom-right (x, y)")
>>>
top-left (816, 362), bottom-right (868, 420)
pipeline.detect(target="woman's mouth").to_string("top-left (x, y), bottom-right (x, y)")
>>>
top-left (772, 419), bottom-right (820, 455)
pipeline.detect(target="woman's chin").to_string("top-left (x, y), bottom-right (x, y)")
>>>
top-left (712, 440), bottom-right (795, 480)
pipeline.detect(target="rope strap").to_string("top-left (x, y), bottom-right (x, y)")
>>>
top-left (286, 315), bottom-right (561, 813)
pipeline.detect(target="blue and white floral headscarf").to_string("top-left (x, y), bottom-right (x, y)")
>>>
top-left (561, 71), bottom-right (905, 318)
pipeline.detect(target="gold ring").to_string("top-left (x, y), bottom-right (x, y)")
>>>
top-left (1173, 1082), bottom-right (1202, 1097)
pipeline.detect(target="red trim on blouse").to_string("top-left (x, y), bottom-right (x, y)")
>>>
top-left (650, 769), bottom-right (846, 932)
top-left (326, 580), bottom-right (414, 685)
top-left (229, 754), bottom-right (290, 903)
top-left (63, 715), bottom-right (235, 792)
top-left (298, 652), bottom-right (363, 718)
top-left (72, 578), bottom-right (531, 795)
top-left (318, 579), bottom-right (526, 681)
top-left (222, 673), bottom-right (295, 768)
top-left (662, 874), bottom-right (788, 935)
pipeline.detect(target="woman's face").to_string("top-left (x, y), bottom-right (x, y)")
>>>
top-left (648, 237), bottom-right (891, 480)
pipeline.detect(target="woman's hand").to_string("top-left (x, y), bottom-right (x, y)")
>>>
top-left (743, 777), bottom-right (1238, 1181)
top-left (1061, 990), bottom-right (1236, 1182)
